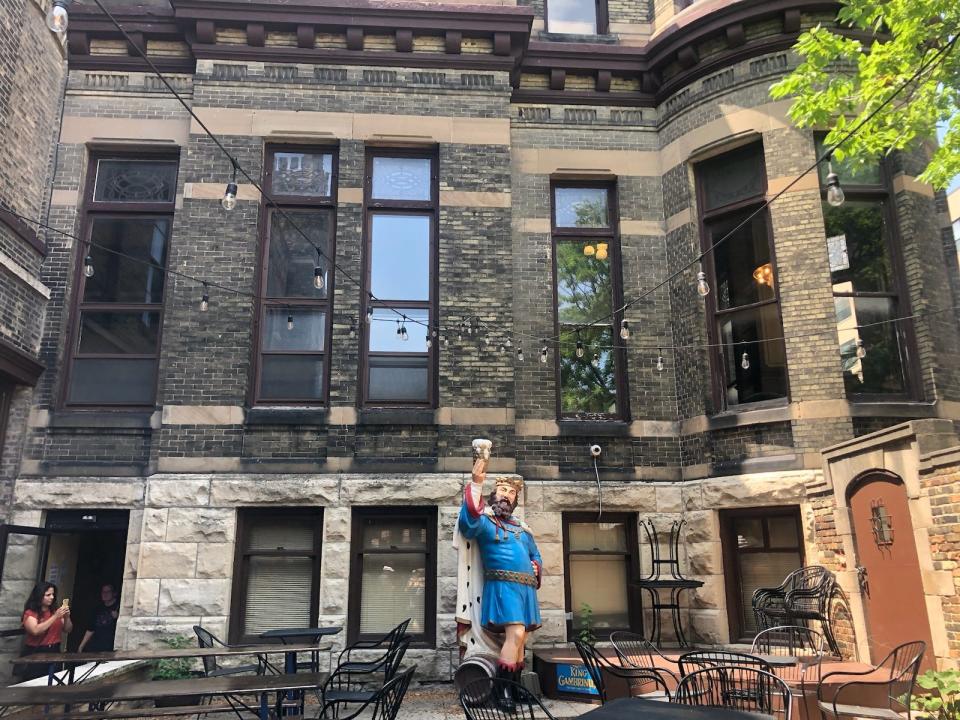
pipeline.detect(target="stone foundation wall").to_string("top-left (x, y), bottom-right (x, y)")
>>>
top-left (921, 453), bottom-right (960, 666)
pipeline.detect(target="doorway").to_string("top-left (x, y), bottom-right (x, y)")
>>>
top-left (848, 472), bottom-right (934, 670)
top-left (0, 510), bottom-right (128, 662)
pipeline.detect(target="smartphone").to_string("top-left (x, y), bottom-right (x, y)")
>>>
top-left (61, 598), bottom-right (69, 609)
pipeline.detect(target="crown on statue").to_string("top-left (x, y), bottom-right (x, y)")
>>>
top-left (494, 476), bottom-right (524, 494)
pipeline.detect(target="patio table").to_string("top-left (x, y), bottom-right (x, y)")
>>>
top-left (579, 697), bottom-right (774, 720)
top-left (258, 628), bottom-right (341, 716)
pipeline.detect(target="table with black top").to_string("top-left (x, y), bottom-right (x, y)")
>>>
top-left (579, 697), bottom-right (775, 720)
top-left (258, 627), bottom-right (342, 674)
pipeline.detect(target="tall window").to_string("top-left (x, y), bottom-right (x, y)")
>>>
top-left (720, 508), bottom-right (803, 641)
top-left (695, 143), bottom-right (788, 409)
top-left (254, 146), bottom-right (337, 404)
top-left (361, 151), bottom-right (437, 406)
top-left (563, 513), bottom-right (640, 639)
top-left (551, 182), bottom-right (628, 420)
top-left (65, 155), bottom-right (179, 406)
top-left (348, 508), bottom-right (437, 646)
top-left (818, 140), bottom-right (915, 398)
top-left (229, 508), bottom-right (322, 644)
top-left (546, 0), bottom-right (606, 34)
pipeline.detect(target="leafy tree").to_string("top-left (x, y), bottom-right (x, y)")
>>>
top-left (770, 1), bottom-right (960, 189)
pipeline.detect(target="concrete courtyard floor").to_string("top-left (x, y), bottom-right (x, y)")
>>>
top-left (394, 682), bottom-right (593, 719)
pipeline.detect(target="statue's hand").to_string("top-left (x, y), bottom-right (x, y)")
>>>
top-left (472, 457), bottom-right (488, 485)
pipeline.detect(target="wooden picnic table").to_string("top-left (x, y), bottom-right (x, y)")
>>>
top-left (0, 670), bottom-right (327, 720)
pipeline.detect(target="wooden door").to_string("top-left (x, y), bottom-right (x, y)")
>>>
top-left (849, 473), bottom-right (934, 670)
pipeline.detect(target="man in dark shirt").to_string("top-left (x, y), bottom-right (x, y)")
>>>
top-left (78, 584), bottom-right (119, 653)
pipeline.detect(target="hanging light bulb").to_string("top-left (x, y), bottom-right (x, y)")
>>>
top-left (467, 320), bottom-right (475, 336)
top-left (595, 242), bottom-right (608, 261)
top-left (656, 353), bottom-right (664, 372)
top-left (856, 337), bottom-right (866, 359)
top-left (540, 346), bottom-right (549, 363)
top-left (484, 334), bottom-right (491, 347)
top-left (46, 0), bottom-right (70, 34)
top-left (287, 313), bottom-right (294, 331)
top-left (575, 334), bottom-right (585, 358)
top-left (400, 324), bottom-right (409, 342)
top-left (741, 352), bottom-right (750, 370)
top-left (696, 269), bottom-right (710, 297)
top-left (517, 346), bottom-right (524, 362)
top-left (505, 337), bottom-right (512, 349)
top-left (222, 163), bottom-right (239, 211)
top-left (348, 320), bottom-right (357, 340)
top-left (313, 250), bottom-right (325, 290)
top-left (498, 344), bottom-right (506, 355)
top-left (583, 244), bottom-right (596, 257)
top-left (620, 319), bottom-right (630, 340)
top-left (442, 335), bottom-right (449, 348)
top-left (591, 353), bottom-right (601, 368)
top-left (199, 284), bottom-right (209, 313)
top-left (458, 322), bottom-right (466, 342)
top-left (83, 254), bottom-right (95, 278)
top-left (396, 320), bottom-right (402, 338)
top-left (825, 160), bottom-right (845, 207)
top-left (431, 327), bottom-right (438, 338)
top-left (426, 336), bottom-right (432, 350)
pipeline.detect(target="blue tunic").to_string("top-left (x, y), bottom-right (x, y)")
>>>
top-left (459, 495), bottom-right (542, 631)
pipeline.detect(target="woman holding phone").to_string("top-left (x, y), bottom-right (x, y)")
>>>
top-left (20, 582), bottom-right (72, 680)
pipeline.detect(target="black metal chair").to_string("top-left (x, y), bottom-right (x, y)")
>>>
top-left (677, 649), bottom-right (774, 677)
top-left (193, 625), bottom-right (264, 677)
top-left (816, 641), bottom-right (925, 720)
top-left (320, 637), bottom-right (411, 713)
top-left (609, 631), bottom-right (680, 686)
top-left (574, 639), bottom-right (671, 703)
top-left (752, 625), bottom-right (826, 720)
top-left (676, 665), bottom-right (792, 720)
top-left (459, 676), bottom-right (558, 720)
top-left (335, 618), bottom-right (410, 675)
top-left (753, 566), bottom-right (842, 656)
top-left (319, 665), bottom-right (416, 720)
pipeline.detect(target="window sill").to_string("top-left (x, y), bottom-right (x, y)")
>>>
top-left (357, 408), bottom-right (436, 426)
top-left (847, 400), bottom-right (934, 417)
top-left (539, 32), bottom-right (618, 44)
top-left (246, 407), bottom-right (329, 426)
top-left (706, 400), bottom-right (790, 430)
top-left (558, 420), bottom-right (630, 437)
top-left (48, 410), bottom-right (157, 430)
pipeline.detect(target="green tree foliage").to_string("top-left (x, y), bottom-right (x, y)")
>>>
top-left (770, 0), bottom-right (960, 189)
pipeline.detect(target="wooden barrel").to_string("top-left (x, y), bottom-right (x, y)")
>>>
top-left (453, 653), bottom-right (499, 694)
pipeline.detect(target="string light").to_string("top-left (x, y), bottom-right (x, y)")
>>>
top-left (222, 164), bottom-right (238, 211)
top-left (517, 346), bottom-right (524, 363)
top-left (575, 334), bottom-right (585, 358)
top-left (400, 321), bottom-right (409, 342)
top-left (46, 0), bottom-right (70, 34)
top-left (591, 353), bottom-right (601, 368)
top-left (856, 337), bottom-right (866, 359)
top-left (199, 283), bottom-right (209, 313)
top-left (619, 319), bottom-right (630, 340)
top-left (426, 336), bottom-right (432, 349)
top-left (696, 269), bottom-right (710, 297)
top-left (741, 352), bottom-right (750, 370)
top-left (505, 337), bottom-right (512, 349)
top-left (540, 346), bottom-right (549, 363)
top-left (825, 158), bottom-right (845, 207)
top-left (366, 305), bottom-right (374, 324)
top-left (83, 254), bottom-right (95, 278)
top-left (442, 335), bottom-right (449, 348)
top-left (656, 352), bottom-right (664, 372)
top-left (313, 250), bottom-right (325, 291)
top-left (348, 320), bottom-right (357, 339)
top-left (286, 313), bottom-right (294, 331)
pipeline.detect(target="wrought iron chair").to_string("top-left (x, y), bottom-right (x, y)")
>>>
top-left (574, 639), bottom-right (671, 703)
top-left (320, 637), bottom-right (411, 713)
top-left (752, 625), bottom-right (826, 720)
top-left (609, 631), bottom-right (680, 686)
top-left (676, 665), bottom-right (792, 720)
top-left (193, 625), bottom-right (264, 677)
top-left (678, 649), bottom-right (774, 677)
top-left (459, 676), bottom-right (558, 720)
top-left (753, 566), bottom-right (842, 656)
top-left (335, 618), bottom-right (410, 675)
top-left (319, 665), bottom-right (416, 720)
top-left (816, 641), bottom-right (925, 720)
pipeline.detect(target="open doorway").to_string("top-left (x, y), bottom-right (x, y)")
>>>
top-left (0, 509), bottom-right (128, 671)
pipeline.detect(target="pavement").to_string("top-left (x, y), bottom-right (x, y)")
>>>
top-left (395, 682), bottom-right (594, 719)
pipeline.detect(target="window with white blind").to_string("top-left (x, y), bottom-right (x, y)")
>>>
top-left (720, 508), bottom-right (804, 642)
top-left (229, 509), bottom-right (322, 644)
top-left (348, 508), bottom-right (437, 646)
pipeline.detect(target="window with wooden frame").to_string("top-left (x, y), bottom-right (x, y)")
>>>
top-left (253, 146), bottom-right (338, 404)
top-left (64, 154), bottom-right (179, 407)
top-left (360, 150), bottom-right (438, 406)
top-left (545, 0), bottom-right (607, 34)
top-left (562, 513), bottom-right (641, 640)
top-left (229, 508), bottom-right (323, 644)
top-left (817, 138), bottom-right (918, 400)
top-left (719, 507), bottom-right (804, 642)
top-left (695, 142), bottom-right (789, 410)
top-left (348, 507), bottom-right (437, 647)
top-left (551, 181), bottom-right (629, 420)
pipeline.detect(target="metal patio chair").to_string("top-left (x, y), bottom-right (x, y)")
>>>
top-left (193, 625), bottom-right (264, 677)
top-left (678, 649), bottom-right (774, 677)
top-left (459, 676), bottom-right (558, 720)
top-left (335, 618), bottom-right (410, 675)
top-left (676, 665), bottom-right (792, 720)
top-left (574, 639), bottom-right (671, 703)
top-left (609, 630), bottom-right (680, 686)
top-left (320, 637), bottom-right (411, 714)
top-left (319, 664), bottom-right (416, 720)
top-left (752, 625), bottom-right (826, 720)
top-left (753, 566), bottom-right (842, 656)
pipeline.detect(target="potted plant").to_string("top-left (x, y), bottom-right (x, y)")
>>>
top-left (152, 635), bottom-right (204, 707)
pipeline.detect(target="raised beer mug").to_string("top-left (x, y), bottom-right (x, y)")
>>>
top-left (472, 438), bottom-right (492, 460)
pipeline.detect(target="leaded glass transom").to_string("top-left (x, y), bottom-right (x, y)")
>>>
top-left (371, 157), bottom-right (432, 201)
top-left (93, 160), bottom-right (178, 203)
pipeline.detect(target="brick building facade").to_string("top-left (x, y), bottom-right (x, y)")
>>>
top-left (2, 0), bottom-right (960, 680)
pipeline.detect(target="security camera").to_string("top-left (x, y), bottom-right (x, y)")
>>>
top-left (589, 444), bottom-right (602, 458)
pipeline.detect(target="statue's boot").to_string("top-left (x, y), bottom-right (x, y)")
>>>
top-left (511, 662), bottom-right (527, 702)
top-left (495, 662), bottom-right (517, 712)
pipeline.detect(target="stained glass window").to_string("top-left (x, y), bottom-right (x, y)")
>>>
top-left (371, 157), bottom-right (432, 201)
top-left (93, 160), bottom-right (178, 203)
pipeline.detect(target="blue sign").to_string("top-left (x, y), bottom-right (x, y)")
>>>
top-left (556, 663), bottom-right (599, 696)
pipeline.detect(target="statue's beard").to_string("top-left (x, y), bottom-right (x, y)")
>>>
top-left (488, 492), bottom-right (515, 519)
